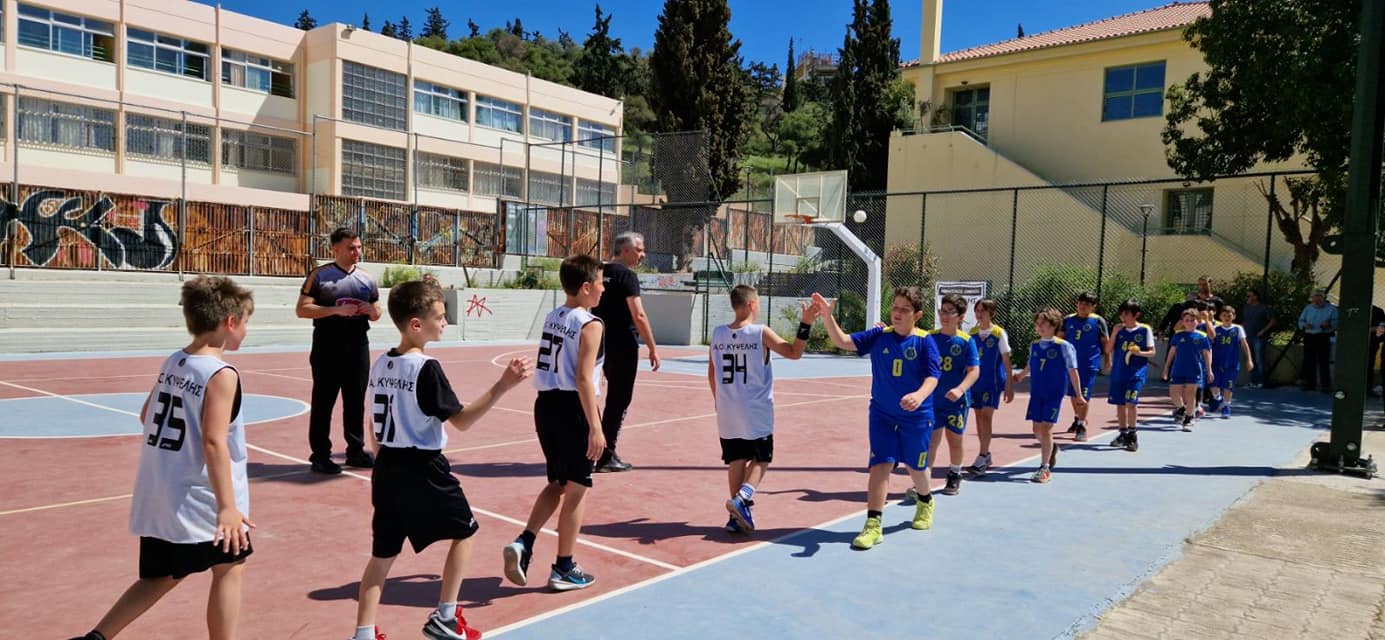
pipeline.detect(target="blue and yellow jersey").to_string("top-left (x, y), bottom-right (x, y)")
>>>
top-left (1169, 329), bottom-right (1212, 378)
top-left (1028, 338), bottom-right (1078, 401)
top-left (1212, 324), bottom-right (1246, 369)
top-left (1062, 314), bottom-right (1109, 371)
top-left (969, 324), bottom-right (1010, 390)
top-left (853, 326), bottom-right (941, 424)
top-left (1111, 323), bottom-right (1156, 378)
top-left (926, 330), bottom-right (979, 406)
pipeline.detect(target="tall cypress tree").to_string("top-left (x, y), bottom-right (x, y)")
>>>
top-left (573, 4), bottom-right (626, 99)
top-left (380, 21), bottom-right (396, 38)
top-left (650, 0), bottom-right (754, 199)
top-left (361, 13), bottom-right (371, 32)
top-left (397, 16), bottom-right (413, 40)
top-left (783, 38), bottom-right (800, 112)
top-left (828, 0), bottom-right (906, 191)
top-left (421, 7), bottom-right (449, 40)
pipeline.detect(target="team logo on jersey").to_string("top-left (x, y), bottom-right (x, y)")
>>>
top-left (986, 338), bottom-right (996, 348)
top-left (732, 332), bottom-right (738, 340)
top-left (950, 344), bottom-right (962, 356)
top-left (178, 358), bottom-right (186, 367)
top-left (386, 361), bottom-right (394, 369)
top-left (1047, 348), bottom-right (1058, 359)
top-left (883, 348), bottom-right (890, 354)
top-left (904, 346), bottom-right (917, 360)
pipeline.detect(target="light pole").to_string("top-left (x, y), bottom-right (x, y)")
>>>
top-left (1139, 203), bottom-right (1154, 286)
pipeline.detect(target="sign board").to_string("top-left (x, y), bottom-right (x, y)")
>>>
top-left (934, 280), bottom-right (989, 333)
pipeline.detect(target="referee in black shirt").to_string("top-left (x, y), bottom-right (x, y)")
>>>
top-left (592, 231), bottom-right (661, 472)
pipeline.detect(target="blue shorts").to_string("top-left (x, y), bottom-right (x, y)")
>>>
top-left (1025, 394), bottom-right (1064, 425)
top-left (1067, 367), bottom-right (1098, 400)
top-left (1108, 374), bottom-right (1147, 406)
top-left (868, 410), bottom-right (933, 470)
top-left (1169, 374), bottom-right (1203, 386)
top-left (971, 385), bottom-right (1002, 410)
top-left (1214, 367), bottom-right (1238, 390)
top-left (935, 401), bottom-right (969, 435)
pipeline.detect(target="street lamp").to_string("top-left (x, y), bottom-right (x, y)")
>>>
top-left (1139, 203), bottom-right (1154, 286)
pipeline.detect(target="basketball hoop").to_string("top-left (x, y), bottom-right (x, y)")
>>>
top-left (784, 213), bottom-right (820, 226)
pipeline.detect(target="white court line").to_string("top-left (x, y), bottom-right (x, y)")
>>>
top-left (0, 389), bottom-right (310, 439)
top-left (0, 468), bottom-right (314, 517)
top-left (0, 381), bottom-right (140, 416)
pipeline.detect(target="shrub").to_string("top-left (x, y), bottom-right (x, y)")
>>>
top-left (779, 304), bottom-right (835, 353)
top-left (381, 265), bottom-right (437, 288)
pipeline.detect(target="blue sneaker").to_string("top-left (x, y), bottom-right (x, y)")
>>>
top-left (724, 517), bottom-right (743, 534)
top-left (726, 495), bottom-right (755, 532)
top-left (548, 563), bottom-right (596, 591)
top-left (1221, 405), bottom-right (1231, 419)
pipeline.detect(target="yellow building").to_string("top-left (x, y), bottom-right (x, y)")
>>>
top-left (887, 1), bottom-right (1317, 288)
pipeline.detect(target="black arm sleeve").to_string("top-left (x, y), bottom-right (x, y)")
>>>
top-left (417, 360), bottom-right (464, 422)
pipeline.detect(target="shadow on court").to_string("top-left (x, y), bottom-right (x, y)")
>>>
top-left (307, 574), bottom-right (528, 609)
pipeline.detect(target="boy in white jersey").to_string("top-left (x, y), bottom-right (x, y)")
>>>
top-left (708, 285), bottom-right (817, 533)
top-left (70, 276), bottom-right (255, 640)
top-left (350, 280), bottom-right (531, 640)
top-left (504, 255), bottom-right (607, 591)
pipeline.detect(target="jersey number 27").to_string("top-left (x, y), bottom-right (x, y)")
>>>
top-left (537, 332), bottom-right (565, 374)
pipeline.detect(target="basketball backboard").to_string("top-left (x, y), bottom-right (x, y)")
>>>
top-left (773, 170), bottom-right (847, 224)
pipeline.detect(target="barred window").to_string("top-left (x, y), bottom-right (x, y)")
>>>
top-left (125, 114), bottom-right (211, 163)
top-left (341, 139), bottom-right (406, 201)
top-left (127, 28), bottom-right (210, 81)
top-left (475, 95), bottom-right (522, 133)
top-left (575, 178), bottom-right (617, 206)
top-left (528, 170), bottom-right (569, 206)
top-left (16, 97), bottom-right (115, 151)
top-left (528, 107), bottom-right (571, 142)
top-left (342, 61), bottom-right (407, 131)
top-left (473, 161), bottom-right (522, 199)
top-left (417, 152), bottom-right (468, 192)
top-left (414, 80), bottom-right (467, 122)
top-left (222, 49), bottom-right (293, 98)
top-left (222, 130), bottom-right (296, 175)
top-left (17, 4), bottom-right (115, 62)
top-left (577, 120), bottom-right (615, 152)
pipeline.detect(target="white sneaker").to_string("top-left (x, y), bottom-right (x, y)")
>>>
top-left (968, 453), bottom-right (992, 475)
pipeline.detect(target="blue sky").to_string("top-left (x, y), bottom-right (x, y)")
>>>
top-left (204, 0), bottom-right (1167, 67)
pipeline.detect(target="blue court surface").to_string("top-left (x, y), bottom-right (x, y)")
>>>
top-left (0, 392), bottom-right (308, 437)
top-left (491, 390), bottom-right (1330, 639)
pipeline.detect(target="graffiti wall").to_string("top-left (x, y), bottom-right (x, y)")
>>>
top-left (0, 189), bottom-right (178, 271)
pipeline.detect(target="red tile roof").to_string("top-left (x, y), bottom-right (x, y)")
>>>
top-left (904, 1), bottom-right (1210, 67)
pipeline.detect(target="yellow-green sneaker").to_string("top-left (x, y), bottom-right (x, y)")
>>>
top-left (851, 516), bottom-right (883, 550)
top-left (912, 498), bottom-right (934, 530)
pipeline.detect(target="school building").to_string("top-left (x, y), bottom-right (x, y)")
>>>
top-left (0, 0), bottom-right (622, 214)
top-left (887, 0), bottom-right (1324, 288)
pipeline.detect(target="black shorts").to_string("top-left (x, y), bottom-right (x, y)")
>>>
top-left (371, 447), bottom-right (479, 558)
top-left (720, 435), bottom-right (774, 464)
top-left (138, 535), bottom-right (252, 580)
top-left (535, 391), bottom-right (594, 487)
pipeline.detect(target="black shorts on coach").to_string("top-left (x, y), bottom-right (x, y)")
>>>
top-left (535, 390), bottom-right (595, 487)
top-left (139, 535), bottom-right (252, 580)
top-left (370, 447), bottom-right (479, 558)
top-left (720, 435), bottom-right (775, 464)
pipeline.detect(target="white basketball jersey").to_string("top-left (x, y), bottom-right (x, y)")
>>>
top-left (130, 351), bottom-right (248, 544)
top-left (534, 305), bottom-right (604, 395)
top-left (710, 323), bottom-right (774, 439)
top-left (369, 351), bottom-right (448, 450)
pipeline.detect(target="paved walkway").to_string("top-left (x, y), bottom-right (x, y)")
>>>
top-left (1083, 426), bottom-right (1385, 640)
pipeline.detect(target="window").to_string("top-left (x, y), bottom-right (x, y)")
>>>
top-left (127, 28), bottom-right (209, 81)
top-left (17, 4), bottom-right (115, 62)
top-left (342, 61), bottom-right (407, 131)
top-left (528, 107), bottom-right (571, 142)
top-left (473, 161), bottom-right (522, 199)
top-left (414, 80), bottom-right (467, 122)
top-left (950, 87), bottom-right (989, 140)
top-left (416, 153), bottom-right (469, 192)
top-left (341, 139), bottom-right (406, 200)
top-left (222, 130), bottom-right (296, 174)
top-left (17, 97), bottom-right (115, 151)
top-left (125, 114), bottom-right (211, 163)
top-left (575, 178), bottom-right (616, 206)
top-left (577, 120), bottom-right (616, 152)
top-left (528, 170), bottom-right (569, 206)
top-left (475, 95), bottom-right (522, 133)
top-left (222, 49), bottom-right (293, 98)
top-left (1164, 188), bottom-right (1213, 234)
top-left (1103, 61), bottom-right (1165, 121)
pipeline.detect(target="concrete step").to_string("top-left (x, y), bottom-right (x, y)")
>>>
top-left (0, 280), bottom-right (306, 306)
top-left (0, 325), bottom-right (316, 354)
top-left (0, 302), bottom-right (302, 330)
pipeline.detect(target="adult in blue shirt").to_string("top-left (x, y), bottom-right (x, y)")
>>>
top-left (1297, 289), bottom-right (1338, 393)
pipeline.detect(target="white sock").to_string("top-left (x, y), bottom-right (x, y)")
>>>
top-left (354, 626), bottom-right (376, 640)
top-left (738, 483), bottom-right (755, 501)
top-left (437, 602), bottom-right (458, 620)
top-left (949, 465), bottom-right (962, 474)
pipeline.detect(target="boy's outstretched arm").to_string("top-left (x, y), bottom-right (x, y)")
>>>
top-left (810, 293), bottom-right (857, 352)
top-left (764, 301), bottom-right (818, 360)
top-left (446, 357), bottom-right (533, 431)
top-left (202, 368), bottom-right (253, 554)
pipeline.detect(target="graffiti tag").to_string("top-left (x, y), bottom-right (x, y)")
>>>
top-left (1, 190), bottom-right (179, 269)
top-left (466, 295), bottom-right (493, 317)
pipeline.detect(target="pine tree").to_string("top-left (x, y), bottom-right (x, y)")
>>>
top-left (361, 13), bottom-right (371, 31)
top-left (422, 7), bottom-right (449, 39)
top-left (573, 4), bottom-right (626, 99)
top-left (380, 20), bottom-right (396, 38)
top-left (510, 18), bottom-right (525, 39)
top-left (783, 37), bottom-right (800, 112)
top-left (467, 19), bottom-right (480, 38)
top-left (650, 0), bottom-right (754, 199)
top-left (293, 9), bottom-right (317, 30)
top-left (397, 16), bottom-right (413, 40)
top-left (1017, 23), bottom-right (1025, 38)
top-left (827, 0), bottom-right (908, 191)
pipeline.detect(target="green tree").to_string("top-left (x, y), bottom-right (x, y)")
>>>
top-left (293, 9), bottom-right (317, 30)
top-left (397, 16), bottom-right (413, 40)
top-left (779, 101), bottom-right (829, 172)
top-left (1163, 0), bottom-right (1361, 279)
top-left (361, 13), bottom-right (371, 31)
top-left (783, 38), bottom-right (800, 112)
top-left (422, 7), bottom-right (449, 39)
top-left (827, 0), bottom-right (909, 191)
top-left (573, 4), bottom-right (626, 99)
top-left (649, 0), bottom-right (755, 199)
top-left (380, 20), bottom-right (396, 38)
top-left (467, 19), bottom-right (480, 38)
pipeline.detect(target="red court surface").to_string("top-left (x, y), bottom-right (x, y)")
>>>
top-left (0, 344), bottom-right (1144, 638)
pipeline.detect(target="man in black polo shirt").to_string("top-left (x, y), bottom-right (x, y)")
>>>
top-left (592, 231), bottom-right (661, 472)
top-left (296, 228), bottom-right (382, 474)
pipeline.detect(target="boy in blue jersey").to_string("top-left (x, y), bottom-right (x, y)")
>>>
top-left (967, 299), bottom-right (1014, 476)
top-left (1059, 291), bottom-right (1110, 442)
top-left (1163, 309), bottom-right (1214, 432)
top-left (1107, 299), bottom-right (1157, 452)
top-left (812, 287), bottom-right (941, 550)
top-left (1012, 307), bottom-right (1084, 484)
top-left (1210, 306), bottom-right (1254, 418)
top-left (926, 294), bottom-right (979, 496)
